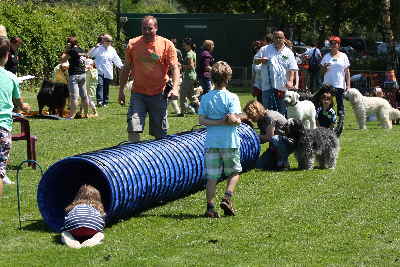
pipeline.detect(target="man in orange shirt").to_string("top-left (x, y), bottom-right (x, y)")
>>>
top-left (119, 15), bottom-right (180, 142)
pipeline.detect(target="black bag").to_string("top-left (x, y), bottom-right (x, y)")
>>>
top-left (163, 80), bottom-right (173, 99)
top-left (309, 48), bottom-right (321, 72)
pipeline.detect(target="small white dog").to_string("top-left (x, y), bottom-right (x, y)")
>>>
top-left (284, 90), bottom-right (317, 129)
top-left (344, 88), bottom-right (400, 129)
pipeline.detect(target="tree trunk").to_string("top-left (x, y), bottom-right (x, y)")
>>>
top-left (383, 0), bottom-right (396, 70)
top-left (331, 0), bottom-right (344, 36)
top-left (392, 0), bottom-right (399, 41)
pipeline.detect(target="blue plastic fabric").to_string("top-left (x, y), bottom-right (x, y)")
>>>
top-left (37, 124), bottom-right (260, 232)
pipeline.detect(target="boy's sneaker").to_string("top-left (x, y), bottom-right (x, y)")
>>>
top-left (204, 209), bottom-right (220, 218)
top-left (187, 105), bottom-right (196, 114)
top-left (3, 176), bottom-right (15, 185)
top-left (220, 198), bottom-right (235, 216)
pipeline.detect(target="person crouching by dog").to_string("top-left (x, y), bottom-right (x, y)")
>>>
top-left (316, 92), bottom-right (337, 130)
top-left (61, 184), bottom-right (106, 249)
top-left (198, 61), bottom-right (242, 218)
top-left (61, 36), bottom-right (89, 119)
top-left (244, 100), bottom-right (295, 171)
top-left (0, 38), bottom-right (30, 186)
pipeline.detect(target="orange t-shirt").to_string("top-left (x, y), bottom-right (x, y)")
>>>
top-left (125, 35), bottom-right (178, 96)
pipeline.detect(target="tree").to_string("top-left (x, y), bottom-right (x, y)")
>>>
top-left (382, 0), bottom-right (396, 70)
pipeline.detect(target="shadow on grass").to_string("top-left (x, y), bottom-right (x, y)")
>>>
top-left (157, 213), bottom-right (203, 220)
top-left (52, 234), bottom-right (62, 245)
top-left (7, 164), bottom-right (21, 170)
top-left (21, 220), bottom-right (53, 233)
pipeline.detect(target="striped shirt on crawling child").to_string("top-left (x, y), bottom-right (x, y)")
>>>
top-left (63, 204), bottom-right (105, 233)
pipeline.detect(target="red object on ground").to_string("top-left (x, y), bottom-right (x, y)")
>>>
top-left (12, 116), bottom-right (37, 169)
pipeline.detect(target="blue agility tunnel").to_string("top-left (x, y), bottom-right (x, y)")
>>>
top-left (37, 124), bottom-right (260, 232)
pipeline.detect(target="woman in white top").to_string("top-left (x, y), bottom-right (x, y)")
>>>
top-left (88, 34), bottom-right (123, 107)
top-left (319, 35), bottom-right (350, 136)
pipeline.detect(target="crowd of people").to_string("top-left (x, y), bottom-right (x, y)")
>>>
top-left (0, 15), bottom-right (394, 248)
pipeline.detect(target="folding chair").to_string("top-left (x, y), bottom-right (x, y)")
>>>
top-left (12, 115), bottom-right (38, 169)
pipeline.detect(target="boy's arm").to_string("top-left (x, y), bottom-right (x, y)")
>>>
top-left (199, 115), bottom-right (227, 126)
top-left (225, 113), bottom-right (242, 125)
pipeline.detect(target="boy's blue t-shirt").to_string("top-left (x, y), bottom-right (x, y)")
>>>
top-left (198, 89), bottom-right (241, 149)
top-left (0, 68), bottom-right (20, 131)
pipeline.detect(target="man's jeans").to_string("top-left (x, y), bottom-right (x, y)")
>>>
top-left (96, 74), bottom-right (111, 105)
top-left (261, 89), bottom-right (287, 117)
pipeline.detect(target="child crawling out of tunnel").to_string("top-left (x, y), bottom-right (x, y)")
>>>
top-left (61, 184), bottom-right (106, 248)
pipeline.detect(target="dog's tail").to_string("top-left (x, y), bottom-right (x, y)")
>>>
top-left (389, 108), bottom-right (400, 121)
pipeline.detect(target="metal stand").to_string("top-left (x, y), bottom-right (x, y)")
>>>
top-left (16, 160), bottom-right (43, 230)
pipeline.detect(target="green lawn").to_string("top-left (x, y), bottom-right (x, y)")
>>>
top-left (0, 86), bottom-right (399, 266)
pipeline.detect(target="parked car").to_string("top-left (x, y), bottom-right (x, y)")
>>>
top-left (293, 40), bottom-right (306, 46)
top-left (292, 46), bottom-right (311, 65)
top-left (292, 45), bottom-right (310, 55)
top-left (341, 37), bottom-right (368, 56)
top-left (376, 41), bottom-right (400, 56)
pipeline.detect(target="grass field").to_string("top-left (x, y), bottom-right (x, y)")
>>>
top-left (0, 86), bottom-right (399, 266)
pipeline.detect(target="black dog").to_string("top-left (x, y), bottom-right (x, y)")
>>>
top-left (37, 80), bottom-right (69, 117)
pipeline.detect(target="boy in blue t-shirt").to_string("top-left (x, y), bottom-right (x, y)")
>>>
top-left (0, 37), bottom-right (30, 192)
top-left (198, 61), bottom-right (242, 218)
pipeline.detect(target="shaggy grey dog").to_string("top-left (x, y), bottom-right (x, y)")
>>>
top-left (286, 119), bottom-right (340, 170)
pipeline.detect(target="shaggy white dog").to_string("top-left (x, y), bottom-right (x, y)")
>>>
top-left (284, 90), bottom-right (317, 129)
top-left (344, 88), bottom-right (400, 129)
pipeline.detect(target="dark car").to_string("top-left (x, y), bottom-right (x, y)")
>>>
top-left (341, 37), bottom-right (368, 56)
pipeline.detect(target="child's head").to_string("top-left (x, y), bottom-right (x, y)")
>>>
top-left (65, 184), bottom-right (105, 215)
top-left (243, 100), bottom-right (266, 122)
top-left (211, 61), bottom-right (232, 88)
top-left (320, 92), bottom-right (334, 110)
top-left (85, 58), bottom-right (95, 69)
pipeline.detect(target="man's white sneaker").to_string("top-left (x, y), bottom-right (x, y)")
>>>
top-left (3, 176), bottom-right (15, 185)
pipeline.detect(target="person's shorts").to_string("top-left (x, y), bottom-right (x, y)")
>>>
top-left (204, 148), bottom-right (242, 180)
top-left (68, 73), bottom-right (87, 100)
top-left (127, 92), bottom-right (168, 138)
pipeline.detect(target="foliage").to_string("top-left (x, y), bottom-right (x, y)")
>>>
top-left (121, 0), bottom-right (183, 13)
top-left (176, 0), bottom-right (400, 42)
top-left (0, 87), bottom-right (400, 265)
top-left (0, 0), bottom-right (122, 78)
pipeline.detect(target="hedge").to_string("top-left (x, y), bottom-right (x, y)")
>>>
top-left (0, 0), bottom-right (124, 79)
